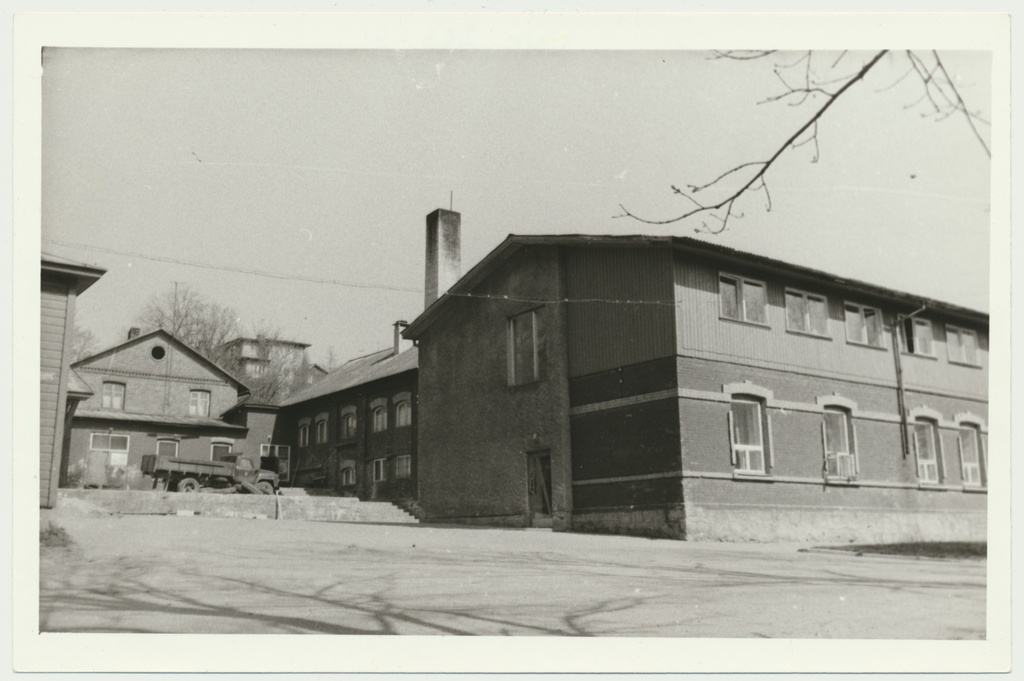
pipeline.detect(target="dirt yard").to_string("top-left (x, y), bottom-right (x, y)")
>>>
top-left (37, 509), bottom-right (986, 640)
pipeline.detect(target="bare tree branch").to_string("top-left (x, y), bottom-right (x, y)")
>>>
top-left (931, 51), bottom-right (991, 158)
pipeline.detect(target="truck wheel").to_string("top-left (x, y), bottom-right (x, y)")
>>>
top-left (177, 477), bottom-right (201, 493)
top-left (256, 481), bottom-right (275, 495)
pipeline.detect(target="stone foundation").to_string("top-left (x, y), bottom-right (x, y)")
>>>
top-left (570, 504), bottom-right (686, 539)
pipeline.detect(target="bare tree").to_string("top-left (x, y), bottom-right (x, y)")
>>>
top-left (68, 323), bottom-right (98, 362)
top-left (135, 284), bottom-right (241, 364)
top-left (617, 50), bottom-right (991, 233)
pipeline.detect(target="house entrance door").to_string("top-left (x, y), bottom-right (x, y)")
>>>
top-left (527, 451), bottom-right (553, 528)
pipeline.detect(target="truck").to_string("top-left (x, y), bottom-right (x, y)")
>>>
top-left (140, 453), bottom-right (279, 494)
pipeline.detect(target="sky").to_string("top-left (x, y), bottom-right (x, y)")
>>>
top-left (40, 48), bottom-right (992, 366)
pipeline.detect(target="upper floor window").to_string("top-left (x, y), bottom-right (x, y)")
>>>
top-left (340, 408), bottom-right (357, 439)
top-left (728, 397), bottom-right (770, 474)
top-left (509, 309), bottom-right (541, 385)
top-left (102, 382), bottom-right (125, 410)
top-left (719, 274), bottom-right (767, 325)
top-left (822, 408), bottom-right (857, 479)
top-left (786, 289), bottom-right (829, 337)
top-left (189, 390), bottom-right (211, 417)
top-left (372, 405), bottom-right (388, 433)
top-left (912, 419), bottom-right (943, 483)
top-left (298, 423), bottom-right (309, 447)
top-left (958, 425), bottom-right (986, 487)
top-left (156, 439), bottom-right (179, 458)
top-left (844, 303), bottom-right (884, 348)
top-left (316, 418), bottom-right (328, 444)
top-left (902, 318), bottom-right (934, 356)
top-left (395, 400), bottom-right (412, 427)
top-left (947, 325), bottom-right (980, 365)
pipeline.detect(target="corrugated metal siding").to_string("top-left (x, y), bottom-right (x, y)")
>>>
top-left (40, 280), bottom-right (69, 505)
top-left (566, 245), bottom-right (676, 377)
top-left (674, 252), bottom-right (900, 386)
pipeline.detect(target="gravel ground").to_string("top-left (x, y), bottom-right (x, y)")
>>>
top-left (39, 512), bottom-right (986, 638)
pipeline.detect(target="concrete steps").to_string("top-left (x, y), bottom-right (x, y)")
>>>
top-left (56, 489), bottom-right (419, 524)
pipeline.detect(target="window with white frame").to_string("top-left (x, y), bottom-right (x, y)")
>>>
top-left (189, 390), bottom-right (211, 417)
top-left (298, 423), bottom-right (309, 447)
top-left (339, 407), bottom-right (357, 439)
top-left (90, 432), bottom-right (131, 467)
top-left (958, 425), bottom-right (985, 487)
top-left (211, 442), bottom-right (232, 461)
top-left (509, 309), bottom-right (541, 385)
top-left (786, 289), bottom-right (829, 336)
top-left (844, 303), bottom-right (884, 348)
top-left (316, 418), bottom-right (328, 444)
top-left (156, 439), bottom-right (179, 458)
top-left (902, 318), bottom-right (934, 356)
top-left (372, 458), bottom-right (386, 482)
top-left (822, 408), bottom-right (857, 478)
top-left (395, 400), bottom-right (412, 427)
top-left (101, 382), bottom-right (125, 410)
top-left (395, 454), bottom-right (412, 479)
top-left (720, 274), bottom-right (768, 325)
top-left (912, 419), bottom-right (943, 483)
top-left (728, 398), bottom-right (770, 474)
top-left (947, 326), bottom-right (980, 365)
top-left (341, 467), bottom-right (355, 485)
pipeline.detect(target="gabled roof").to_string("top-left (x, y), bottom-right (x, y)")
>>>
top-left (66, 369), bottom-right (94, 399)
top-left (220, 393), bottom-right (281, 417)
top-left (278, 347), bottom-right (418, 407)
top-left (403, 234), bottom-right (989, 338)
top-left (41, 253), bottom-right (106, 295)
top-left (72, 328), bottom-right (249, 392)
top-left (74, 409), bottom-right (248, 430)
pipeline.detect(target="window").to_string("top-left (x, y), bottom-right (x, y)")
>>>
top-left (340, 408), bottom-right (357, 439)
top-left (395, 455), bottom-right (412, 479)
top-left (211, 442), bottom-right (232, 461)
top-left (372, 458), bottom-right (386, 482)
top-left (903, 318), bottom-right (934, 356)
top-left (189, 390), bottom-right (211, 417)
top-left (822, 408), bottom-right (857, 478)
top-left (372, 406), bottom-right (388, 433)
top-left (156, 439), bottom-right (179, 457)
top-left (947, 326), bottom-right (980, 365)
top-left (341, 468), bottom-right (355, 486)
top-left (395, 400), bottom-right (412, 428)
top-left (151, 345), bottom-right (166, 360)
top-left (912, 419), bottom-right (943, 483)
top-left (958, 426), bottom-right (985, 487)
top-left (101, 382), bottom-right (125, 410)
top-left (844, 303), bottom-right (884, 347)
top-left (786, 290), bottom-right (829, 336)
top-left (728, 398), bottom-right (769, 474)
top-left (90, 432), bottom-right (130, 467)
top-left (298, 423), bottom-right (309, 447)
top-left (261, 444), bottom-right (291, 480)
top-left (720, 275), bottom-right (768, 325)
top-left (509, 309), bottom-right (541, 385)
top-left (316, 418), bottom-right (328, 444)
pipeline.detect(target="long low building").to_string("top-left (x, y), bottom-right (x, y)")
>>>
top-left (403, 212), bottom-right (988, 542)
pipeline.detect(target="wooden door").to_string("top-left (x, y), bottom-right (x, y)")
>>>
top-left (527, 452), bottom-right (553, 528)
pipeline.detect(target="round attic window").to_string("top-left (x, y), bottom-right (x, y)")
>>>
top-left (151, 345), bottom-right (166, 360)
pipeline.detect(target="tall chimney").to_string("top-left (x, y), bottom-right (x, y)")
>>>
top-left (393, 320), bottom-right (408, 357)
top-left (424, 208), bottom-right (461, 308)
top-left (127, 327), bottom-right (141, 340)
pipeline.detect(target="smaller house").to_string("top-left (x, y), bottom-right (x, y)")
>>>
top-left (218, 336), bottom-right (316, 401)
top-left (67, 329), bottom-right (250, 489)
top-left (278, 324), bottom-right (418, 498)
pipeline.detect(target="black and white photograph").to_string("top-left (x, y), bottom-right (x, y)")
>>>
top-left (11, 8), bottom-right (1013, 676)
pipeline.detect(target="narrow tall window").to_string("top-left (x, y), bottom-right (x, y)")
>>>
top-left (102, 382), bottom-right (125, 410)
top-left (720, 275), bottom-right (767, 325)
top-left (189, 390), bottom-right (210, 417)
top-left (822, 408), bottom-right (857, 478)
top-left (509, 309), bottom-right (541, 385)
top-left (340, 410), bottom-right (357, 439)
top-left (958, 426), bottom-right (985, 487)
top-left (947, 326), bottom-right (980, 365)
top-left (341, 468), bottom-right (355, 486)
top-left (844, 303), bottom-right (884, 347)
top-left (395, 400), bottom-right (412, 427)
top-left (372, 406), bottom-right (388, 433)
top-left (913, 419), bottom-right (942, 483)
top-left (298, 424), bottom-right (309, 447)
top-left (372, 458), bottom-right (386, 482)
top-left (395, 455), bottom-right (412, 479)
top-left (728, 398), bottom-right (768, 474)
top-left (903, 318), bottom-right (934, 356)
top-left (316, 418), bottom-right (328, 444)
top-left (786, 290), bottom-right (829, 336)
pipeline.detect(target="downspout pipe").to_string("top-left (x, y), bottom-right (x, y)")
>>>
top-left (892, 305), bottom-right (927, 459)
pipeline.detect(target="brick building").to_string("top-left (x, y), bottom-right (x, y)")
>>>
top-left (404, 223), bottom-right (988, 542)
top-left (277, 326), bottom-right (418, 498)
top-left (40, 254), bottom-right (105, 507)
top-left (66, 329), bottom-right (251, 489)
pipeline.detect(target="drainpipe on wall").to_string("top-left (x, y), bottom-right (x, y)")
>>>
top-left (891, 305), bottom-right (927, 459)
